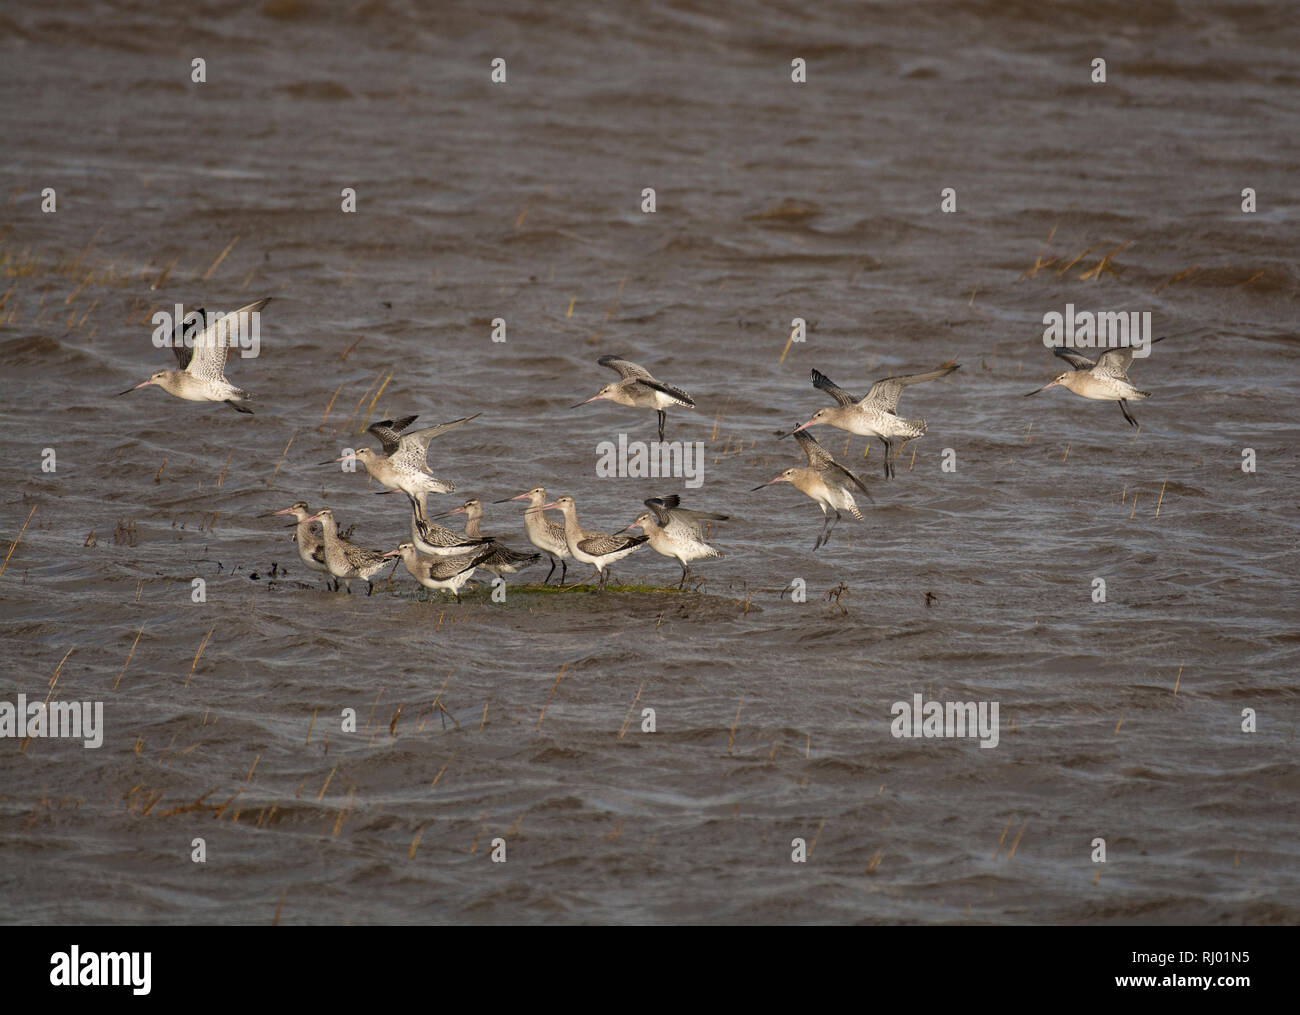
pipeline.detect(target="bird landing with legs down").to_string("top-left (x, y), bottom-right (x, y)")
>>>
top-left (783, 360), bottom-right (960, 478)
top-left (322, 413), bottom-right (480, 520)
top-left (116, 298), bottom-right (271, 413)
top-left (754, 429), bottom-right (872, 550)
top-left (572, 355), bottom-right (695, 441)
top-left (1025, 338), bottom-right (1166, 429)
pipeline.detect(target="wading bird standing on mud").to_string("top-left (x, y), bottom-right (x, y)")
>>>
top-left (302, 508), bottom-right (391, 594)
top-left (627, 495), bottom-right (728, 588)
top-left (495, 487), bottom-right (572, 585)
top-left (545, 494), bottom-right (648, 588)
top-left (784, 361), bottom-right (960, 478)
top-left (1025, 339), bottom-right (1166, 428)
top-left (115, 298), bottom-right (271, 413)
top-left (754, 429), bottom-right (872, 550)
top-left (571, 355), bottom-right (695, 441)
top-left (268, 502), bottom-right (333, 590)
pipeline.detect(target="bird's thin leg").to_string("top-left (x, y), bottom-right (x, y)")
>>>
top-left (560, 560), bottom-right (568, 584)
top-left (678, 562), bottom-right (689, 588)
top-left (1118, 399), bottom-right (1139, 428)
top-left (879, 437), bottom-right (893, 478)
top-left (366, 580), bottom-right (374, 596)
top-left (544, 555), bottom-right (557, 585)
top-left (657, 410), bottom-right (666, 442)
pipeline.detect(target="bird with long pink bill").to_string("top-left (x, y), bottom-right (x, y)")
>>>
top-left (571, 355), bottom-right (694, 441)
top-left (265, 502), bottom-right (332, 590)
top-left (301, 508), bottom-right (391, 595)
top-left (1025, 338), bottom-right (1166, 428)
top-left (754, 429), bottom-right (872, 550)
top-left (115, 298), bottom-right (270, 413)
top-left (780, 361), bottom-right (959, 478)
top-left (494, 487), bottom-right (571, 584)
top-left (385, 542), bottom-right (494, 602)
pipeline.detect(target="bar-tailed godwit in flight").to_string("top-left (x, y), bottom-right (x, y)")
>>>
top-left (1025, 338), bottom-right (1166, 428)
top-left (753, 429), bottom-right (872, 549)
top-left (385, 542), bottom-right (494, 602)
top-left (494, 487), bottom-right (571, 585)
top-left (270, 502), bottom-right (333, 590)
top-left (545, 494), bottom-right (648, 587)
top-left (115, 298), bottom-right (270, 413)
top-left (627, 495), bottom-right (727, 587)
top-left (784, 361), bottom-right (959, 478)
top-left (324, 414), bottom-right (480, 512)
top-left (302, 508), bottom-right (391, 594)
top-left (571, 355), bottom-right (695, 441)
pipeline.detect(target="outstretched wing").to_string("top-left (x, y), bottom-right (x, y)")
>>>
top-left (186, 298), bottom-right (270, 380)
top-left (598, 354), bottom-right (656, 382)
top-left (792, 429), bottom-right (836, 470)
top-left (368, 416), bottom-right (420, 456)
top-left (172, 307), bottom-right (205, 371)
top-left (1095, 337), bottom-right (1165, 377)
top-left (1052, 347), bottom-right (1096, 370)
top-left (864, 360), bottom-right (960, 411)
top-left (644, 496), bottom-right (677, 527)
top-left (390, 414), bottom-right (481, 469)
top-left (811, 369), bottom-right (860, 406)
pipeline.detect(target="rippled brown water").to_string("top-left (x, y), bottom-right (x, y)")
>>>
top-left (1, 1), bottom-right (1297, 924)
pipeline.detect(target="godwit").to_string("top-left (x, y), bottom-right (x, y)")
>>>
top-left (494, 487), bottom-right (571, 584)
top-left (753, 429), bottom-right (872, 550)
top-left (440, 497), bottom-right (543, 577)
top-left (270, 502), bottom-right (333, 590)
top-left (784, 361), bottom-right (960, 478)
top-left (627, 495), bottom-right (727, 587)
top-left (301, 508), bottom-right (391, 594)
top-left (115, 298), bottom-right (270, 413)
top-left (544, 495), bottom-right (648, 587)
top-left (384, 542), bottom-right (494, 602)
top-left (324, 414), bottom-right (480, 511)
top-left (407, 491), bottom-right (491, 557)
top-left (571, 355), bottom-right (695, 441)
top-left (1025, 338), bottom-right (1166, 428)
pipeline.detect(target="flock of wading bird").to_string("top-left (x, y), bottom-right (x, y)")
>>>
top-left (115, 299), bottom-right (1167, 599)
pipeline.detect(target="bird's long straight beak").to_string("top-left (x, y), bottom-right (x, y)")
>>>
top-left (263, 508), bottom-right (296, 518)
top-left (751, 477), bottom-right (782, 491)
top-left (319, 454), bottom-right (355, 465)
top-left (115, 379), bottom-right (153, 395)
top-left (493, 493), bottom-right (528, 504)
top-left (1024, 380), bottom-right (1059, 396)
top-left (790, 419), bottom-right (816, 433)
top-left (541, 501), bottom-right (559, 510)
top-left (302, 514), bottom-right (322, 523)
top-left (382, 549), bottom-right (401, 558)
top-left (569, 394), bottom-right (601, 409)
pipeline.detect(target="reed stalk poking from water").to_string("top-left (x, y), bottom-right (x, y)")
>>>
top-left (536, 663), bottom-right (567, 731)
top-left (0, 504), bottom-right (37, 580)
top-left (114, 621), bottom-right (146, 690)
top-left (185, 626), bottom-right (215, 687)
